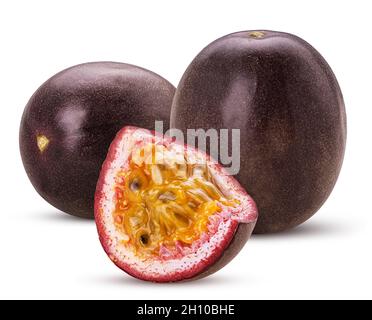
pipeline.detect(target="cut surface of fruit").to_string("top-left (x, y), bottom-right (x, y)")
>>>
top-left (95, 126), bottom-right (258, 282)
top-left (114, 143), bottom-right (240, 259)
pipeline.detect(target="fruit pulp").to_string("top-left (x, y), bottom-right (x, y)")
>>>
top-left (113, 143), bottom-right (237, 259)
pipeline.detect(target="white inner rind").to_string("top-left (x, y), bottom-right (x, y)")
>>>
top-left (97, 128), bottom-right (257, 281)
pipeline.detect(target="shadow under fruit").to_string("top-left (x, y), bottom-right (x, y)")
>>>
top-left (171, 30), bottom-right (346, 233)
top-left (20, 62), bottom-right (175, 218)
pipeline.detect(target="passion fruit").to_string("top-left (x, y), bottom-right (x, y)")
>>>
top-left (95, 126), bottom-right (258, 282)
top-left (20, 62), bottom-right (175, 218)
top-left (171, 30), bottom-right (346, 233)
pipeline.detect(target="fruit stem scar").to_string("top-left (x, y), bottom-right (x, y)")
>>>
top-left (36, 134), bottom-right (50, 153)
top-left (249, 31), bottom-right (265, 38)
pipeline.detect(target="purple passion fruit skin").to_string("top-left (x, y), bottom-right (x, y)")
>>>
top-left (171, 30), bottom-right (346, 233)
top-left (20, 62), bottom-right (175, 218)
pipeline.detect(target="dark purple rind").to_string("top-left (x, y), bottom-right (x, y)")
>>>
top-left (20, 62), bottom-right (175, 218)
top-left (171, 30), bottom-right (346, 233)
top-left (187, 221), bottom-right (256, 281)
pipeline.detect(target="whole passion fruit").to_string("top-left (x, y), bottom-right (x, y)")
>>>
top-left (171, 30), bottom-right (346, 233)
top-left (95, 126), bottom-right (258, 282)
top-left (20, 62), bottom-right (175, 218)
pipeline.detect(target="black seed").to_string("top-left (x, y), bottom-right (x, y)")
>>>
top-left (140, 233), bottom-right (149, 245)
top-left (130, 178), bottom-right (141, 191)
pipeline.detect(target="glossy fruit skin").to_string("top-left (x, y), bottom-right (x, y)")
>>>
top-left (20, 62), bottom-right (175, 218)
top-left (171, 31), bottom-right (346, 233)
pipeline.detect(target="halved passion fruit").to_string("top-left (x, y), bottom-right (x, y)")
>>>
top-left (95, 126), bottom-right (258, 282)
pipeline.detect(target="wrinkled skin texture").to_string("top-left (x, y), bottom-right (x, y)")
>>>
top-left (20, 62), bottom-right (175, 218)
top-left (171, 31), bottom-right (346, 233)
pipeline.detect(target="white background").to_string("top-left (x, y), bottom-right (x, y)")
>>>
top-left (0, 0), bottom-right (371, 300)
